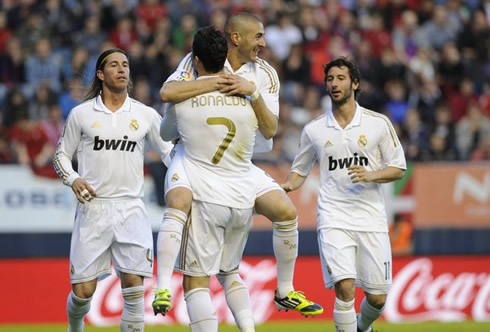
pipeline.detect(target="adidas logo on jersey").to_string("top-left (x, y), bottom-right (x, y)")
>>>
top-left (91, 121), bottom-right (101, 128)
top-left (324, 140), bottom-right (333, 147)
top-left (328, 153), bottom-right (368, 170)
top-left (190, 261), bottom-right (199, 268)
top-left (93, 135), bottom-right (137, 152)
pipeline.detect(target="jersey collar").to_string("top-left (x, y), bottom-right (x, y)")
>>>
top-left (224, 58), bottom-right (253, 74)
top-left (326, 102), bottom-right (362, 129)
top-left (94, 94), bottom-right (131, 113)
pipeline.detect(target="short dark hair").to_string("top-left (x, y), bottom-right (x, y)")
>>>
top-left (192, 26), bottom-right (228, 73)
top-left (83, 48), bottom-right (132, 101)
top-left (324, 56), bottom-right (362, 99)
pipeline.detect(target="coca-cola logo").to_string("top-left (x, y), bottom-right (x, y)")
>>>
top-left (87, 259), bottom-right (277, 326)
top-left (385, 258), bottom-right (490, 322)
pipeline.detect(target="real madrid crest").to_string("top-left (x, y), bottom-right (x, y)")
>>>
top-left (171, 173), bottom-right (179, 182)
top-left (358, 135), bottom-right (367, 147)
top-left (129, 119), bottom-right (139, 131)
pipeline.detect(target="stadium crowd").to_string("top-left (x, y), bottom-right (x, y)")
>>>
top-left (0, 0), bottom-right (489, 178)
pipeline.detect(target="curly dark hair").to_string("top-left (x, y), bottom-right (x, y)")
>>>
top-left (192, 26), bottom-right (228, 73)
top-left (323, 56), bottom-right (362, 99)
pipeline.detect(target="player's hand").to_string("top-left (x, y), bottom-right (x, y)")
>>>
top-left (72, 178), bottom-right (96, 203)
top-left (281, 182), bottom-right (294, 193)
top-left (218, 74), bottom-right (256, 96)
top-left (347, 165), bottom-right (373, 183)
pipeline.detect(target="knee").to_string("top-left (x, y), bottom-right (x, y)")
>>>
top-left (72, 283), bottom-right (96, 299)
top-left (366, 294), bottom-right (387, 309)
top-left (257, 191), bottom-right (297, 222)
top-left (335, 279), bottom-right (356, 302)
top-left (166, 188), bottom-right (192, 214)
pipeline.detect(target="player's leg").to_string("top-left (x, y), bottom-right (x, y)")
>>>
top-left (154, 146), bottom-right (193, 315)
top-left (67, 202), bottom-right (112, 332)
top-left (110, 199), bottom-right (153, 331)
top-left (119, 273), bottom-right (145, 332)
top-left (356, 232), bottom-right (392, 332)
top-left (252, 165), bottom-right (322, 316)
top-left (318, 228), bottom-right (357, 331)
top-left (179, 201), bottom-right (227, 332)
top-left (183, 276), bottom-right (217, 332)
top-left (218, 207), bottom-right (255, 332)
top-left (68, 280), bottom-right (97, 332)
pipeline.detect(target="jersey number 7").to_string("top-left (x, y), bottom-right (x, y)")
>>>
top-left (207, 117), bottom-right (236, 165)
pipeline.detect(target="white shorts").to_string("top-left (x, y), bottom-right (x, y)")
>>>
top-left (164, 144), bottom-right (281, 200)
top-left (69, 198), bottom-right (154, 284)
top-left (175, 200), bottom-right (253, 277)
top-left (318, 228), bottom-right (392, 294)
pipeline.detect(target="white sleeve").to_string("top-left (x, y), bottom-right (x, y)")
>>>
top-left (379, 118), bottom-right (407, 170)
top-left (290, 127), bottom-right (317, 177)
top-left (160, 104), bottom-right (179, 142)
top-left (147, 107), bottom-right (174, 167)
top-left (53, 111), bottom-right (81, 186)
top-left (253, 61), bottom-right (280, 153)
top-left (164, 52), bottom-right (197, 83)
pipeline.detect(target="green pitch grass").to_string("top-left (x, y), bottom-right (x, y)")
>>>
top-left (1, 321), bottom-right (490, 332)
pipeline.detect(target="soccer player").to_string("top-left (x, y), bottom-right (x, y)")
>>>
top-left (281, 57), bottom-right (407, 332)
top-left (53, 48), bottom-right (173, 332)
top-left (162, 26), bottom-right (258, 332)
top-left (153, 12), bottom-right (322, 318)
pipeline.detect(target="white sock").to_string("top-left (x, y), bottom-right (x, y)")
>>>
top-left (66, 291), bottom-right (91, 332)
top-left (333, 297), bottom-right (357, 332)
top-left (120, 286), bottom-right (145, 332)
top-left (272, 218), bottom-right (298, 297)
top-left (156, 208), bottom-right (187, 290)
top-left (184, 288), bottom-right (218, 332)
top-left (217, 272), bottom-right (255, 332)
top-left (358, 298), bottom-right (384, 331)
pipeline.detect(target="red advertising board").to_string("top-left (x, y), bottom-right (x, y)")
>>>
top-left (1, 256), bottom-right (489, 324)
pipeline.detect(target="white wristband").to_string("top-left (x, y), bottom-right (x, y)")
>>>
top-left (250, 88), bottom-right (260, 101)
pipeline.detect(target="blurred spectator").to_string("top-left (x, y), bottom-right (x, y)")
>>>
top-left (380, 0), bottom-right (410, 31)
top-left (389, 213), bottom-right (413, 256)
top-left (455, 104), bottom-right (490, 160)
top-left (110, 15), bottom-right (138, 51)
top-left (458, 10), bottom-right (489, 63)
top-left (171, 14), bottom-right (197, 52)
top-left (471, 135), bottom-right (490, 161)
top-left (73, 15), bottom-right (107, 56)
top-left (419, 5), bottom-right (458, 51)
top-left (384, 79), bottom-right (409, 125)
top-left (0, 36), bottom-right (26, 89)
top-left (362, 11), bottom-right (391, 58)
top-left (0, 125), bottom-right (15, 164)
top-left (265, 11), bottom-right (302, 61)
top-left (0, 11), bottom-right (12, 54)
top-left (438, 42), bottom-right (464, 94)
top-left (2, 89), bottom-right (28, 128)
top-left (8, 108), bottom-right (57, 178)
top-left (100, 0), bottom-right (135, 31)
top-left (403, 108), bottom-right (429, 161)
top-left (430, 103), bottom-right (457, 151)
top-left (421, 131), bottom-right (458, 162)
top-left (58, 77), bottom-right (83, 119)
top-left (281, 43), bottom-right (312, 104)
top-left (42, 0), bottom-right (74, 49)
top-left (15, 13), bottom-right (50, 53)
top-left (29, 83), bottom-right (57, 121)
top-left (61, 46), bottom-right (89, 83)
top-left (392, 10), bottom-right (425, 61)
top-left (136, 0), bottom-right (168, 32)
top-left (447, 77), bottom-right (478, 123)
top-left (25, 38), bottom-right (61, 96)
top-left (375, 46), bottom-right (407, 89)
top-left (39, 103), bottom-right (64, 149)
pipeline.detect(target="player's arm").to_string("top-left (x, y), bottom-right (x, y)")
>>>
top-left (159, 103), bottom-right (179, 142)
top-left (349, 117), bottom-right (407, 184)
top-left (146, 107), bottom-right (174, 167)
top-left (282, 171), bottom-right (307, 192)
top-left (53, 111), bottom-right (96, 203)
top-left (160, 78), bottom-right (222, 104)
top-left (282, 127), bottom-right (316, 191)
top-left (218, 73), bottom-right (277, 139)
top-left (348, 165), bottom-right (405, 184)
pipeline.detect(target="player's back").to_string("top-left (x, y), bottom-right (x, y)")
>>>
top-left (171, 85), bottom-right (258, 208)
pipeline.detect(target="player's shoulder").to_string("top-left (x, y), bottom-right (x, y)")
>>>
top-left (254, 57), bottom-right (280, 92)
top-left (68, 99), bottom-right (95, 119)
top-left (255, 57), bottom-right (278, 73)
top-left (130, 98), bottom-right (160, 116)
top-left (304, 114), bottom-right (327, 131)
top-left (360, 106), bottom-right (392, 125)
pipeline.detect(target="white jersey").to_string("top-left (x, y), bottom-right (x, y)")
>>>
top-left (54, 95), bottom-right (173, 199)
top-left (165, 76), bottom-right (258, 208)
top-left (291, 103), bottom-right (407, 232)
top-left (165, 52), bottom-right (279, 153)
